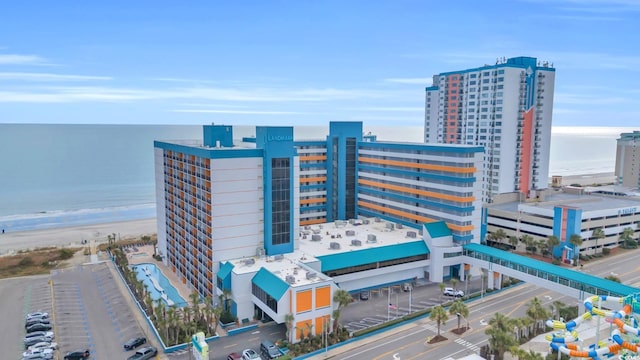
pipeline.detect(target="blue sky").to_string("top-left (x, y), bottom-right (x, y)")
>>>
top-left (1, 0), bottom-right (639, 127)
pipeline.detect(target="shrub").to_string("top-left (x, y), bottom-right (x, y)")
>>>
top-left (58, 248), bottom-right (75, 260)
top-left (602, 248), bottom-right (611, 255)
top-left (220, 311), bottom-right (235, 324)
top-left (19, 257), bottom-right (34, 266)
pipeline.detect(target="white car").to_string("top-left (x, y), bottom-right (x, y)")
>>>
top-left (25, 312), bottom-right (49, 321)
top-left (443, 287), bottom-right (464, 297)
top-left (28, 341), bottom-right (59, 351)
top-left (22, 347), bottom-right (54, 359)
top-left (242, 349), bottom-right (260, 360)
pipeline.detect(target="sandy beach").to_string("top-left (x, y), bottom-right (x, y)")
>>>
top-left (0, 218), bottom-right (157, 255)
top-left (553, 172), bottom-right (616, 187)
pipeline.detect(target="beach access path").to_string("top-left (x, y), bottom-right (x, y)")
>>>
top-left (0, 218), bottom-right (157, 255)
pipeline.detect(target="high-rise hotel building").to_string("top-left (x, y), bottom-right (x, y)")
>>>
top-left (424, 57), bottom-right (555, 202)
top-left (615, 130), bottom-right (640, 188)
top-left (154, 122), bottom-right (483, 340)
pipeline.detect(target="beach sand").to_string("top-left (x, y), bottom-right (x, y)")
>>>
top-left (552, 172), bottom-right (616, 187)
top-left (0, 218), bottom-right (157, 255)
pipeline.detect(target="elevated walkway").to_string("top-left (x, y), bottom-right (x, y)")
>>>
top-left (462, 243), bottom-right (639, 299)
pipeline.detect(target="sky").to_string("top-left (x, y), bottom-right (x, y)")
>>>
top-left (1, 0), bottom-right (639, 127)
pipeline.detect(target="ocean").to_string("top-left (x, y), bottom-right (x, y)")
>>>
top-left (0, 124), bottom-right (634, 232)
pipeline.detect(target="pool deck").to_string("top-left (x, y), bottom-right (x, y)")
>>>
top-left (127, 246), bottom-right (194, 307)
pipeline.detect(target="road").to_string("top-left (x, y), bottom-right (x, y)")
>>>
top-left (314, 249), bottom-right (640, 360)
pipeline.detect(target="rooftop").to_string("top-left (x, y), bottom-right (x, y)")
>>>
top-left (488, 192), bottom-right (640, 214)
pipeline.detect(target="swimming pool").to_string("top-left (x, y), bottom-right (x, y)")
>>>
top-left (132, 263), bottom-right (187, 307)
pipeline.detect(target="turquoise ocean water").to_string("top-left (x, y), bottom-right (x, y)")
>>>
top-left (0, 124), bottom-right (632, 232)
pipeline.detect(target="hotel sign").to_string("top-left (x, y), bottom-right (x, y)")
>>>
top-left (268, 135), bottom-right (293, 142)
top-left (618, 207), bottom-right (637, 216)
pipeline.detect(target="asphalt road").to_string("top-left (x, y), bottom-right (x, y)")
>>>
top-left (317, 249), bottom-right (640, 360)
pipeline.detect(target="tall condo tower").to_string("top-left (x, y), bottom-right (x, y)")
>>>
top-left (424, 56), bottom-right (555, 203)
top-left (615, 130), bottom-right (640, 188)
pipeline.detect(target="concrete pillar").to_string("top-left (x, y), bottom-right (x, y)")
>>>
top-left (487, 270), bottom-right (495, 290)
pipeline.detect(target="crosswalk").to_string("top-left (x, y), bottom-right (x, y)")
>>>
top-left (454, 338), bottom-right (481, 352)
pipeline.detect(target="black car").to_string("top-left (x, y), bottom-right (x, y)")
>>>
top-left (63, 349), bottom-right (90, 360)
top-left (123, 336), bottom-right (147, 350)
top-left (26, 323), bottom-right (52, 333)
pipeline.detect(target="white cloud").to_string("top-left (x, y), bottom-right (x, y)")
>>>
top-left (0, 72), bottom-right (111, 81)
top-left (346, 106), bottom-right (424, 112)
top-left (384, 78), bottom-right (433, 86)
top-left (170, 109), bottom-right (303, 115)
top-left (0, 54), bottom-right (47, 65)
top-left (0, 85), bottom-right (389, 103)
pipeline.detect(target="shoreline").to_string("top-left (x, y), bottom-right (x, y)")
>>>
top-left (0, 217), bottom-right (157, 255)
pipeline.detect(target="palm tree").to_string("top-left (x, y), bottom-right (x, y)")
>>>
top-left (189, 291), bottom-right (201, 324)
top-left (429, 305), bottom-right (449, 337)
top-left (620, 227), bottom-right (636, 249)
top-left (525, 297), bottom-right (549, 335)
top-left (449, 300), bottom-right (469, 331)
top-left (605, 274), bottom-right (621, 282)
top-left (569, 234), bottom-right (583, 265)
top-left (438, 282), bottom-right (446, 303)
top-left (546, 235), bottom-right (560, 258)
top-left (167, 307), bottom-right (177, 344)
top-left (508, 236), bottom-right (519, 251)
top-left (332, 289), bottom-right (352, 331)
top-left (465, 273), bottom-right (472, 296)
top-left (520, 234), bottom-right (534, 254)
top-left (592, 228), bottom-right (605, 255)
top-left (451, 278), bottom-right (458, 293)
top-left (486, 312), bottom-right (516, 360)
top-left (549, 300), bottom-right (565, 321)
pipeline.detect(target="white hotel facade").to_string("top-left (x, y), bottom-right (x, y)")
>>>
top-left (154, 122), bottom-right (484, 342)
top-left (424, 56), bottom-right (556, 203)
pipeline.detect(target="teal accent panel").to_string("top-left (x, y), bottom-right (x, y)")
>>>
top-left (217, 262), bottom-right (234, 290)
top-left (203, 125), bottom-right (233, 147)
top-left (424, 221), bottom-right (451, 238)
top-left (154, 141), bottom-right (263, 159)
top-left (359, 141), bottom-right (483, 154)
top-left (252, 268), bottom-right (289, 300)
top-left (317, 241), bottom-right (429, 272)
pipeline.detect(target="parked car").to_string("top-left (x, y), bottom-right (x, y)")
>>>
top-left (126, 346), bottom-right (157, 360)
top-left (123, 336), bottom-right (147, 350)
top-left (28, 342), bottom-right (59, 351)
top-left (23, 347), bottom-right (54, 359)
top-left (227, 353), bottom-right (242, 360)
top-left (63, 349), bottom-right (90, 360)
top-left (25, 312), bottom-right (49, 320)
top-left (26, 323), bottom-right (52, 333)
top-left (22, 352), bottom-right (53, 360)
top-left (260, 340), bottom-right (281, 359)
top-left (242, 349), bottom-right (260, 360)
top-left (359, 291), bottom-right (370, 301)
top-left (443, 287), bottom-right (464, 297)
top-left (24, 331), bottom-right (54, 340)
top-left (24, 336), bottom-right (50, 348)
top-left (25, 318), bottom-right (51, 328)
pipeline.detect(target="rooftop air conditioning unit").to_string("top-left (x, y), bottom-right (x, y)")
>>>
top-left (256, 248), bottom-right (265, 257)
top-left (304, 226), bottom-right (311, 230)
top-left (396, 223), bottom-right (403, 229)
top-left (351, 239), bottom-right (362, 246)
top-left (374, 217), bottom-right (381, 222)
top-left (406, 231), bottom-right (417, 238)
top-left (286, 275), bottom-right (296, 284)
top-left (312, 229), bottom-right (321, 234)
top-left (367, 234), bottom-right (377, 243)
top-left (362, 219), bottom-right (370, 224)
top-left (348, 219), bottom-right (355, 224)
top-left (386, 223), bottom-right (395, 230)
top-left (306, 271), bottom-right (317, 279)
top-left (293, 268), bottom-right (298, 275)
top-left (244, 258), bottom-right (255, 266)
top-left (345, 230), bottom-right (355, 236)
top-left (274, 254), bottom-right (284, 261)
top-left (311, 234), bottom-right (322, 241)
top-left (329, 242), bottom-right (341, 250)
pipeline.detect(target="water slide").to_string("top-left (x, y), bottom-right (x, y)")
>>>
top-left (544, 294), bottom-right (640, 359)
top-left (142, 265), bottom-right (175, 306)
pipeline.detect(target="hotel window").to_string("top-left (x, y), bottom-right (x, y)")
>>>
top-left (483, 79), bottom-right (489, 84)
top-left (469, 80), bottom-right (476, 85)
top-left (483, 72), bottom-right (490, 76)
top-left (498, 77), bottom-right (504, 82)
top-left (271, 158), bottom-right (291, 245)
top-left (498, 69), bottom-right (505, 74)
top-left (470, 74), bottom-right (477, 78)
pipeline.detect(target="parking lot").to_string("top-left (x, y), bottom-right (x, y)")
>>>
top-left (51, 262), bottom-right (151, 360)
top-left (0, 275), bottom-right (53, 359)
